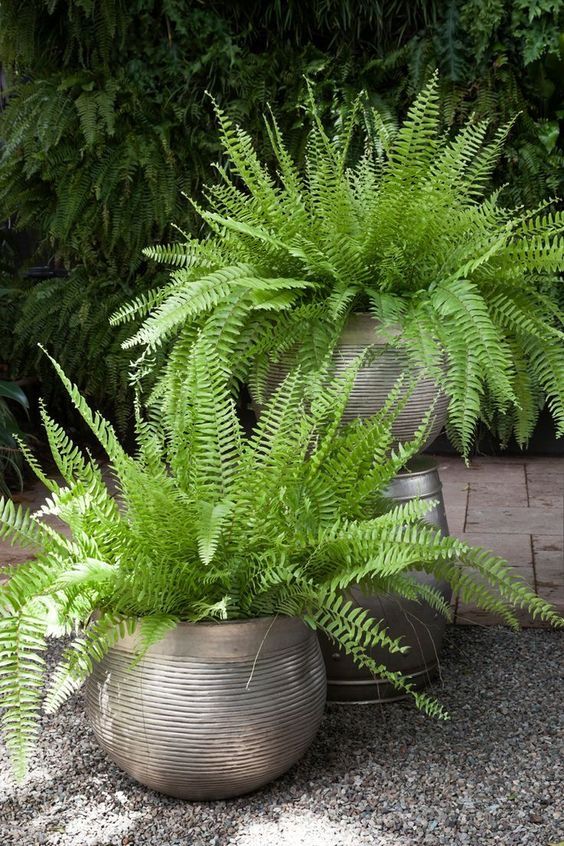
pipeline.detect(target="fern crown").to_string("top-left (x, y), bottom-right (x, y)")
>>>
top-left (115, 74), bottom-right (564, 455)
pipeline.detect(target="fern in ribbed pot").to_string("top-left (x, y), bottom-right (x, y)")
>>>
top-left (0, 343), bottom-right (561, 779)
top-left (114, 73), bottom-right (564, 455)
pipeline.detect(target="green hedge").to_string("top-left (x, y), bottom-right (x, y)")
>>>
top-left (0, 0), bottom-right (562, 427)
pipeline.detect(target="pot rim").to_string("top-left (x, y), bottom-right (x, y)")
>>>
top-left (98, 613), bottom-right (300, 629)
top-left (98, 614), bottom-right (314, 659)
top-left (394, 456), bottom-right (440, 477)
top-left (338, 312), bottom-right (402, 346)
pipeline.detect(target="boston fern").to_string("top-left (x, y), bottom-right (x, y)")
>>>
top-left (0, 344), bottom-right (561, 779)
top-left (114, 74), bottom-right (564, 455)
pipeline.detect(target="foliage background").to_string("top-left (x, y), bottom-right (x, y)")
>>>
top-left (0, 0), bottom-right (562, 431)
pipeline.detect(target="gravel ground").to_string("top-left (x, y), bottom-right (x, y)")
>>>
top-left (1, 626), bottom-right (562, 846)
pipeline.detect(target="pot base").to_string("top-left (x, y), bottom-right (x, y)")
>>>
top-left (325, 660), bottom-right (443, 704)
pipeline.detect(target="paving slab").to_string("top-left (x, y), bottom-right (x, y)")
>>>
top-left (465, 505), bottom-right (563, 536)
top-left (436, 458), bottom-right (526, 480)
top-left (532, 533), bottom-right (564, 563)
top-left (532, 534), bottom-right (564, 609)
top-left (443, 504), bottom-right (466, 537)
top-left (467, 480), bottom-right (529, 508)
top-left (454, 604), bottom-right (540, 628)
top-left (525, 482), bottom-right (563, 506)
top-left (439, 481), bottom-right (469, 510)
top-left (524, 460), bottom-right (563, 502)
top-left (459, 532), bottom-right (534, 571)
top-left (524, 455), bottom-right (563, 471)
top-left (432, 455), bottom-right (563, 628)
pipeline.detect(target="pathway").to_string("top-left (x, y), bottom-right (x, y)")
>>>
top-left (435, 455), bottom-right (563, 626)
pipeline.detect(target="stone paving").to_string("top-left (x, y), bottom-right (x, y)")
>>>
top-left (434, 454), bottom-right (564, 626)
top-left (1, 456), bottom-right (563, 627)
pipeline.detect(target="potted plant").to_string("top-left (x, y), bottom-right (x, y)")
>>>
top-left (0, 345), bottom-right (560, 798)
top-left (114, 74), bottom-right (564, 456)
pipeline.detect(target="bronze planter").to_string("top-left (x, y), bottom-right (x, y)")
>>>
top-left (258, 313), bottom-right (449, 449)
top-left (321, 457), bottom-right (452, 702)
top-left (86, 616), bottom-right (326, 799)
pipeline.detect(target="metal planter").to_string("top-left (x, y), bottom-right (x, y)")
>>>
top-left (321, 457), bottom-right (452, 703)
top-left (260, 313), bottom-right (449, 449)
top-left (86, 616), bottom-right (326, 800)
top-left (386, 456), bottom-right (449, 536)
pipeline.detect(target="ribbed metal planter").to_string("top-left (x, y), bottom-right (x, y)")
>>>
top-left (321, 457), bottom-right (452, 703)
top-left (259, 313), bottom-right (449, 449)
top-left (86, 616), bottom-right (326, 800)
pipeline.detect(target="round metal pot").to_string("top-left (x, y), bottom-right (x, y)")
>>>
top-left (321, 457), bottom-right (452, 703)
top-left (259, 313), bottom-right (449, 449)
top-left (86, 616), bottom-right (326, 800)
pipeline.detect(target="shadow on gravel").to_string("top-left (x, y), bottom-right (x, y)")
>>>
top-left (0, 627), bottom-right (562, 846)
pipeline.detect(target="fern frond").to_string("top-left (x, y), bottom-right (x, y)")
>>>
top-left (0, 610), bottom-right (47, 780)
top-left (0, 498), bottom-right (54, 550)
top-left (44, 614), bottom-right (136, 714)
top-left (41, 347), bottom-right (129, 466)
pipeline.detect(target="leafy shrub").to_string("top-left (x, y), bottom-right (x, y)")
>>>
top-left (1, 344), bottom-right (560, 778)
top-left (116, 76), bottom-right (564, 455)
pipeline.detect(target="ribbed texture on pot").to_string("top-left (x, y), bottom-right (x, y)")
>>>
top-left (86, 617), bottom-right (326, 800)
top-left (321, 458), bottom-right (452, 703)
top-left (260, 314), bottom-right (449, 449)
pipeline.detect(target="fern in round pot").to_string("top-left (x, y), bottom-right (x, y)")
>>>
top-left (114, 73), bottom-right (564, 455)
top-left (0, 345), bottom-right (561, 798)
